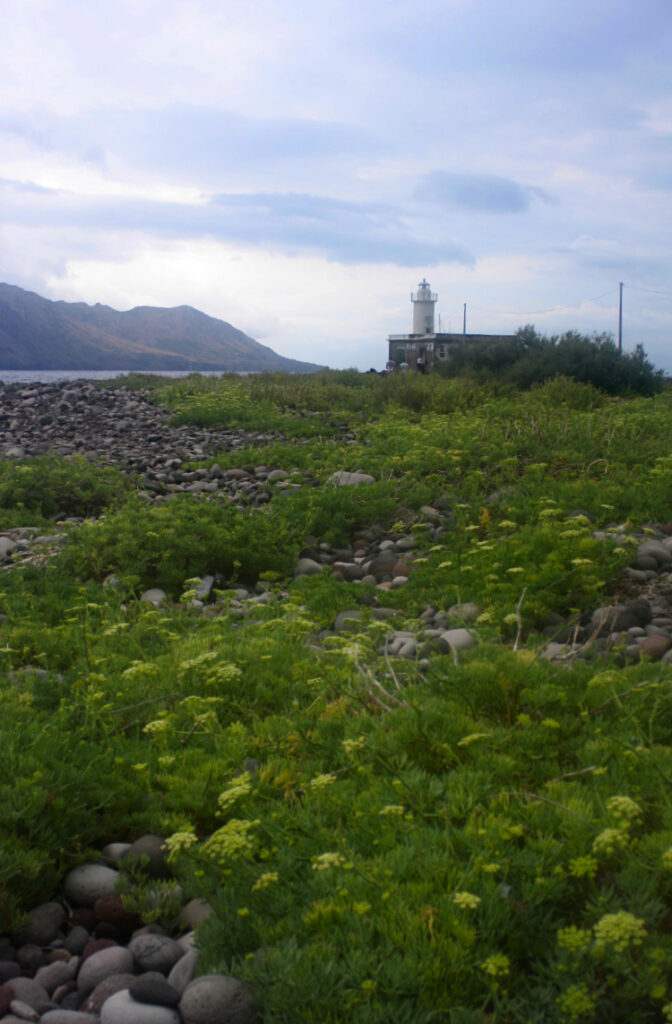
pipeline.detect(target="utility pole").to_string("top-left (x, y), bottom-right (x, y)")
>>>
top-left (463, 303), bottom-right (467, 337)
top-left (618, 282), bottom-right (623, 352)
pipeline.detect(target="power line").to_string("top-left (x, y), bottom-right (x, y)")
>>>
top-left (467, 286), bottom-right (620, 318)
top-left (624, 283), bottom-right (672, 298)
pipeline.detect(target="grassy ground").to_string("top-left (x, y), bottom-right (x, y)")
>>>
top-left (3, 371), bottom-right (672, 1022)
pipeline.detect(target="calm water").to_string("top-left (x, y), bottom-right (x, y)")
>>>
top-left (0, 369), bottom-right (240, 384)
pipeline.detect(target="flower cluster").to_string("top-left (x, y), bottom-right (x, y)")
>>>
top-left (452, 891), bottom-right (481, 910)
top-left (252, 871), bottom-right (279, 892)
top-left (481, 953), bottom-right (509, 978)
top-left (309, 773), bottom-right (337, 791)
top-left (163, 831), bottom-right (198, 863)
top-left (606, 794), bottom-right (642, 825)
top-left (556, 983), bottom-right (595, 1021)
top-left (217, 773), bottom-right (253, 811)
top-left (312, 851), bottom-right (346, 872)
top-left (201, 818), bottom-right (259, 867)
top-left (593, 910), bottom-right (647, 955)
top-left (568, 855), bottom-right (598, 879)
top-left (557, 925), bottom-right (592, 955)
top-left (592, 827), bottom-right (629, 858)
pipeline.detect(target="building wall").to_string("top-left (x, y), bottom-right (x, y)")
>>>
top-left (388, 333), bottom-right (514, 367)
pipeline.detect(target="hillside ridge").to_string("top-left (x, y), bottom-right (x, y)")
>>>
top-left (0, 282), bottom-right (323, 372)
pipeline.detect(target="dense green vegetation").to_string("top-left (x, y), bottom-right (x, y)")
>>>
top-left (3, 365), bottom-right (672, 1022)
top-left (436, 327), bottom-right (664, 396)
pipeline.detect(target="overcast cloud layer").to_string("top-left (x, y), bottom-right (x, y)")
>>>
top-left (1, 0), bottom-right (671, 370)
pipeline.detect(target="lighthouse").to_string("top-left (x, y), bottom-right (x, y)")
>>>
top-left (411, 278), bottom-right (437, 335)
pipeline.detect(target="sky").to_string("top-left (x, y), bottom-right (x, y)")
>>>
top-left (1, 0), bottom-right (672, 372)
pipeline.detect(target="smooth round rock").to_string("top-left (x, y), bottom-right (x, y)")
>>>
top-left (639, 634), bottom-right (671, 661)
top-left (129, 934), bottom-right (183, 974)
top-left (439, 628), bottom-right (477, 653)
top-left (100, 843), bottom-right (132, 864)
top-left (129, 972), bottom-right (180, 1007)
top-left (167, 951), bottom-right (198, 995)
top-left (16, 944), bottom-right (46, 972)
top-left (333, 609), bottom-right (364, 634)
top-left (4, 977), bottom-right (49, 1010)
top-left (41, 1012), bottom-right (98, 1024)
top-left (63, 927), bottom-right (90, 956)
top-left (35, 957), bottom-right (79, 994)
top-left (179, 975), bottom-right (257, 1024)
top-left (326, 471), bottom-right (375, 486)
top-left (14, 902), bottom-right (65, 946)
top-left (80, 974), bottom-right (136, 1016)
top-left (293, 558), bottom-right (323, 577)
top-left (77, 946), bottom-right (134, 994)
top-left (120, 835), bottom-right (168, 878)
top-left (63, 865), bottom-right (120, 908)
top-left (178, 899), bottom-right (213, 930)
top-left (10, 999), bottom-right (41, 1021)
top-left (447, 601), bottom-right (480, 624)
top-left (101, 989), bottom-right (181, 1024)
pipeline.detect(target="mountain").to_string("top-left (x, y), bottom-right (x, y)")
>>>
top-left (0, 283), bottom-right (324, 372)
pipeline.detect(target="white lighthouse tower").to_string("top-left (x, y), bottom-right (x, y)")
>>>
top-left (411, 278), bottom-right (437, 334)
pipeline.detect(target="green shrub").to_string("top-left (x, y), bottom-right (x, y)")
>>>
top-left (57, 496), bottom-right (299, 594)
top-left (0, 456), bottom-right (133, 525)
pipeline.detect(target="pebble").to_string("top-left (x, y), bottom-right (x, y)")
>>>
top-left (63, 865), bottom-right (119, 908)
top-left (179, 976), bottom-right (257, 1024)
top-left (100, 989), bottom-right (181, 1024)
top-left (129, 973), bottom-right (180, 1007)
top-left (128, 935), bottom-right (183, 974)
top-left (14, 904), bottom-right (65, 947)
top-left (40, 1013), bottom-right (98, 1024)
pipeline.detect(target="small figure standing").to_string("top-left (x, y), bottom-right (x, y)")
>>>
top-left (400, 360), bottom-right (409, 373)
top-left (386, 360), bottom-right (395, 374)
top-left (416, 355), bottom-right (426, 374)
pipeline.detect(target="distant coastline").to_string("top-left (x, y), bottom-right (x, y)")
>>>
top-left (0, 369), bottom-right (254, 384)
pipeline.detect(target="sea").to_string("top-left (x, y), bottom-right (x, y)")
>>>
top-left (0, 370), bottom-right (242, 384)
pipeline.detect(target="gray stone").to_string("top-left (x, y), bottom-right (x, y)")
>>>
top-left (63, 927), bottom-right (90, 956)
top-left (15, 945), bottom-right (46, 973)
top-left (637, 539), bottom-right (672, 565)
top-left (293, 558), bottom-right (323, 577)
top-left (77, 947), bottom-right (134, 994)
top-left (397, 639), bottom-right (417, 659)
top-left (326, 471), bottom-right (375, 486)
top-left (35, 958), bottom-right (79, 994)
top-left (439, 628), bottom-right (477, 653)
top-left (447, 602), bottom-right (480, 624)
top-left (121, 835), bottom-right (168, 878)
top-left (129, 973), bottom-right (180, 1007)
top-left (167, 951), bottom-right (198, 995)
top-left (3, 978), bottom-right (48, 1011)
top-left (178, 899), bottom-right (213, 929)
top-left (100, 989), bottom-right (181, 1024)
top-left (0, 537), bottom-right (16, 559)
top-left (129, 935), bottom-right (183, 974)
top-left (638, 634), bottom-right (671, 661)
top-left (40, 1013), bottom-right (98, 1024)
top-left (79, 974), bottom-right (136, 1016)
top-left (333, 609), bottom-right (364, 634)
top-left (9, 1000), bottom-right (40, 1021)
top-left (180, 975), bottom-right (257, 1024)
top-left (100, 843), bottom-right (132, 865)
top-left (140, 589), bottom-right (167, 606)
top-left (14, 902), bottom-right (65, 946)
top-left (63, 864), bottom-right (119, 908)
